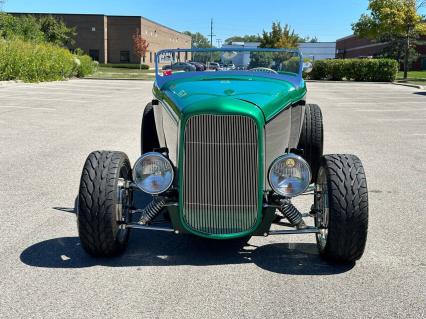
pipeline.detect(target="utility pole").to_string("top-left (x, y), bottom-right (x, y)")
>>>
top-left (208, 18), bottom-right (216, 47)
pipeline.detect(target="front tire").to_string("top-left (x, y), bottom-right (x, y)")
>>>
top-left (298, 104), bottom-right (323, 182)
top-left (315, 154), bottom-right (368, 263)
top-left (77, 151), bottom-right (132, 256)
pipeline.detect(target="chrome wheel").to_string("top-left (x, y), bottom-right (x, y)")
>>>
top-left (315, 167), bottom-right (329, 252)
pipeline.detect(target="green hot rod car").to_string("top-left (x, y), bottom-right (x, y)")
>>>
top-left (77, 48), bottom-right (368, 263)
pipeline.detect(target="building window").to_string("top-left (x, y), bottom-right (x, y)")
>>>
top-left (91, 27), bottom-right (96, 32)
top-left (89, 49), bottom-right (99, 61)
top-left (185, 52), bottom-right (188, 61)
top-left (120, 51), bottom-right (130, 63)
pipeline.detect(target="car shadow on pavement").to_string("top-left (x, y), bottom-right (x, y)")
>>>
top-left (20, 231), bottom-right (354, 275)
top-left (413, 91), bottom-right (426, 96)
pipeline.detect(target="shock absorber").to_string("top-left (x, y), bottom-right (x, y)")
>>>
top-left (138, 197), bottom-right (166, 225)
top-left (278, 200), bottom-right (307, 229)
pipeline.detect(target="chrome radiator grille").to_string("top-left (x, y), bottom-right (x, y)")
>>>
top-left (182, 114), bottom-right (259, 235)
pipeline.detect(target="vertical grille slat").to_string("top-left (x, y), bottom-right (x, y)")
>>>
top-left (183, 115), bottom-right (259, 235)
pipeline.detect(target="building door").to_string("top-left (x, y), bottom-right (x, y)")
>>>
top-left (120, 51), bottom-right (130, 63)
top-left (89, 49), bottom-right (99, 61)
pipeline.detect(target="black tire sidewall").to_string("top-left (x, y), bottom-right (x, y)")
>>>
top-left (317, 154), bottom-right (369, 263)
top-left (77, 151), bottom-right (132, 256)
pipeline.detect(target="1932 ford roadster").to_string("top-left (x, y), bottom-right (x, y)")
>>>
top-left (77, 48), bottom-right (368, 263)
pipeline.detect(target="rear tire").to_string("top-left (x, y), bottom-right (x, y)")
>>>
top-left (141, 102), bottom-right (160, 154)
top-left (315, 154), bottom-right (368, 263)
top-left (77, 151), bottom-right (132, 257)
top-left (298, 104), bottom-right (323, 182)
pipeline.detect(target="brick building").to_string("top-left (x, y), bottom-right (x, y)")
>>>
top-left (336, 34), bottom-right (426, 70)
top-left (11, 13), bottom-right (192, 67)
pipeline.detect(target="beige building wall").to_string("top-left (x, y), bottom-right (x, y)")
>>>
top-left (140, 17), bottom-right (191, 67)
top-left (106, 15), bottom-right (191, 67)
top-left (10, 13), bottom-right (192, 66)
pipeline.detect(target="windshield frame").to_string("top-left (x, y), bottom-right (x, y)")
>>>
top-left (155, 48), bottom-right (303, 88)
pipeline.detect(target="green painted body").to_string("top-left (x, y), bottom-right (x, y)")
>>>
top-left (153, 74), bottom-right (307, 239)
top-left (154, 75), bottom-right (306, 121)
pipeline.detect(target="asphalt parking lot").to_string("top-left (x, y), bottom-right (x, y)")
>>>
top-left (0, 79), bottom-right (425, 318)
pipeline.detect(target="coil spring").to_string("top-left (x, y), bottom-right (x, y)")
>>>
top-left (139, 197), bottom-right (166, 225)
top-left (279, 201), bottom-right (303, 226)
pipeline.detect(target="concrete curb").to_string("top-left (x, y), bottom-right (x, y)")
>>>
top-left (392, 82), bottom-right (424, 90)
top-left (0, 80), bottom-right (23, 87)
top-left (84, 77), bottom-right (153, 81)
top-left (306, 80), bottom-right (391, 84)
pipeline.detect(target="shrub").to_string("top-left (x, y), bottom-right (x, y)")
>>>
top-left (327, 59), bottom-right (347, 81)
top-left (282, 56), bottom-right (302, 74)
top-left (0, 38), bottom-right (96, 82)
top-left (309, 60), bottom-right (328, 80)
top-left (74, 54), bottom-right (98, 77)
top-left (309, 58), bottom-right (398, 82)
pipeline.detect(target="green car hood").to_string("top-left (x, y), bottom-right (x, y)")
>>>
top-left (157, 75), bottom-right (306, 121)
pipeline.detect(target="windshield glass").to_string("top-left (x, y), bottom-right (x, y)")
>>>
top-left (155, 48), bottom-right (302, 87)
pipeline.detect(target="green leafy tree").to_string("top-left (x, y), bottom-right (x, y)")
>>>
top-left (300, 36), bottom-right (319, 43)
top-left (378, 37), bottom-right (420, 65)
top-left (225, 34), bottom-right (261, 44)
top-left (0, 14), bottom-right (44, 42)
top-left (352, 0), bottom-right (426, 79)
top-left (248, 52), bottom-right (273, 68)
top-left (0, 13), bottom-right (75, 46)
top-left (182, 31), bottom-right (220, 63)
top-left (39, 15), bottom-right (76, 47)
top-left (259, 22), bottom-right (302, 48)
top-left (183, 31), bottom-right (212, 48)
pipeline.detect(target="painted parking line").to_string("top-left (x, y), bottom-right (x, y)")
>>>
top-left (0, 105), bottom-right (56, 111)
top-left (9, 86), bottom-right (143, 93)
top-left (0, 97), bottom-right (87, 103)
top-left (375, 118), bottom-right (426, 121)
top-left (334, 102), bottom-right (423, 107)
top-left (0, 92), bottom-right (116, 98)
top-left (355, 109), bottom-right (426, 112)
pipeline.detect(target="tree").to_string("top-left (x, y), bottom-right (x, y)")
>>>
top-left (352, 0), bottom-right (426, 79)
top-left (0, 13), bottom-right (75, 46)
top-left (39, 15), bottom-right (76, 47)
top-left (225, 34), bottom-right (261, 44)
top-left (182, 31), bottom-right (211, 48)
top-left (300, 36), bottom-right (319, 43)
top-left (0, 14), bottom-right (44, 42)
top-left (259, 22), bottom-right (302, 48)
top-left (132, 29), bottom-right (149, 69)
top-left (248, 52), bottom-right (273, 68)
top-left (182, 31), bottom-right (219, 63)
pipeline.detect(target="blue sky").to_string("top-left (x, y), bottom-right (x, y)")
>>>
top-left (3, 0), bottom-right (423, 42)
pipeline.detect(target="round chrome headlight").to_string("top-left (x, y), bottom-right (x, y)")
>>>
top-left (268, 153), bottom-right (311, 197)
top-left (133, 152), bottom-right (174, 195)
